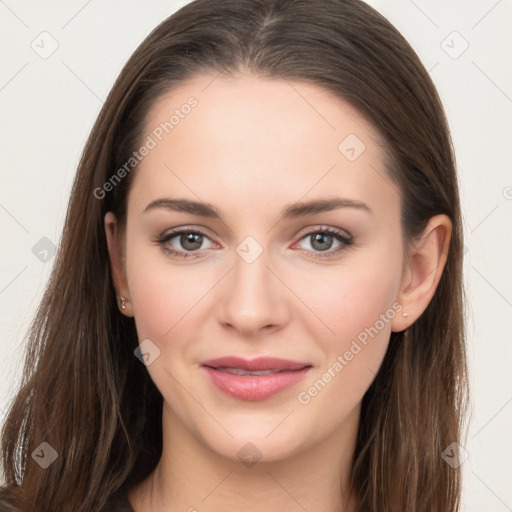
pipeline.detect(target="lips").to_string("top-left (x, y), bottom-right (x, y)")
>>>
top-left (215, 368), bottom-right (284, 376)
top-left (200, 356), bottom-right (312, 401)
top-left (201, 356), bottom-right (310, 372)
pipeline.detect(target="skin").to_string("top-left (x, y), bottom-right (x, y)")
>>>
top-left (105, 72), bottom-right (451, 512)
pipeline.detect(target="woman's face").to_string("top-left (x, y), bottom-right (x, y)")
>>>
top-left (111, 73), bottom-right (408, 463)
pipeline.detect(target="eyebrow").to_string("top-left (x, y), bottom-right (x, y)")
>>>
top-left (143, 197), bottom-right (373, 220)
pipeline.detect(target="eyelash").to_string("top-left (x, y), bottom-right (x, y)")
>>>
top-left (154, 226), bottom-right (354, 260)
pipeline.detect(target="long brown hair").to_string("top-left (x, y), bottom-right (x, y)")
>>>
top-left (0, 0), bottom-right (469, 510)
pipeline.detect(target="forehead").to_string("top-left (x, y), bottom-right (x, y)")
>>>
top-left (128, 73), bottom-right (399, 222)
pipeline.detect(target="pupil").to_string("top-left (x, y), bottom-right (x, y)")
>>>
top-left (312, 233), bottom-right (332, 251)
top-left (182, 233), bottom-right (202, 250)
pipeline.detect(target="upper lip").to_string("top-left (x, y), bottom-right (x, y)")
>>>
top-left (201, 356), bottom-right (311, 371)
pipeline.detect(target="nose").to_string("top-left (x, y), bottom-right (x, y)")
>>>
top-left (216, 240), bottom-right (290, 338)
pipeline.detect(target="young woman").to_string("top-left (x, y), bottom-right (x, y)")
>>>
top-left (0, 0), bottom-right (469, 510)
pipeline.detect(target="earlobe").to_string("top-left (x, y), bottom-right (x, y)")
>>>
top-left (391, 214), bottom-right (452, 332)
top-left (104, 212), bottom-right (134, 317)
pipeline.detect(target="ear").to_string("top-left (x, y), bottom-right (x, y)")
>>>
top-left (105, 212), bottom-right (134, 317)
top-left (391, 214), bottom-right (452, 332)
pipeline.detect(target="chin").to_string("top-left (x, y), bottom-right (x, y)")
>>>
top-left (180, 409), bottom-right (297, 460)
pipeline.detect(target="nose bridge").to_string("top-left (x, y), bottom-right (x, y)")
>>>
top-left (218, 234), bottom-right (286, 333)
top-left (232, 234), bottom-right (275, 305)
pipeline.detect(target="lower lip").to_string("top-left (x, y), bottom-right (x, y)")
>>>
top-left (201, 366), bottom-right (311, 401)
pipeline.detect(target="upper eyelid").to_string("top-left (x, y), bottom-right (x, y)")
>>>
top-left (297, 225), bottom-right (352, 238)
top-left (161, 226), bottom-right (217, 243)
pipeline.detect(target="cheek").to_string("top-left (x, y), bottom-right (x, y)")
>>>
top-left (125, 242), bottom-right (208, 339)
top-left (293, 250), bottom-right (401, 396)
top-left (300, 253), bottom-right (401, 344)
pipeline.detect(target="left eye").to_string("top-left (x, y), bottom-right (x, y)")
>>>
top-left (296, 229), bottom-right (353, 256)
top-left (156, 229), bottom-right (215, 258)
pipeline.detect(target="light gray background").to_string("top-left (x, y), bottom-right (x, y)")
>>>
top-left (0, 0), bottom-right (511, 509)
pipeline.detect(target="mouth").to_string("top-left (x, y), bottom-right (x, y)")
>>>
top-left (200, 356), bottom-right (312, 401)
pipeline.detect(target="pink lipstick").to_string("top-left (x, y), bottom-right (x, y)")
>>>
top-left (201, 356), bottom-right (312, 401)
